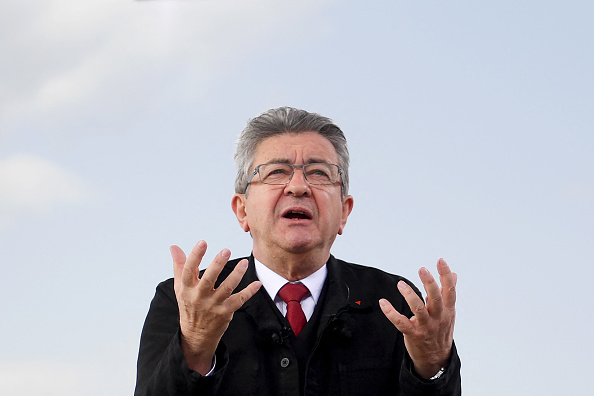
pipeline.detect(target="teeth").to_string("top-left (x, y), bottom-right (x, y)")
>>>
top-left (285, 210), bottom-right (309, 219)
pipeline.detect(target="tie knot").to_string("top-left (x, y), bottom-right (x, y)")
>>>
top-left (278, 283), bottom-right (309, 304)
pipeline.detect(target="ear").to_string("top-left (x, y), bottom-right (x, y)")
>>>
top-left (338, 195), bottom-right (354, 235)
top-left (231, 193), bottom-right (250, 232)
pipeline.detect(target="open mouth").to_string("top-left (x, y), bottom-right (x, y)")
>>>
top-left (283, 210), bottom-right (312, 220)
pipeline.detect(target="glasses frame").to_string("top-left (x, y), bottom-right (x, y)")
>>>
top-left (242, 162), bottom-right (343, 194)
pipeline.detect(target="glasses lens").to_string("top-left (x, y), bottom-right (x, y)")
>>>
top-left (259, 163), bottom-right (293, 185)
top-left (304, 163), bottom-right (338, 185)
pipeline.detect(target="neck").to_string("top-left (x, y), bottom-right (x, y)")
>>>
top-left (253, 249), bottom-right (329, 281)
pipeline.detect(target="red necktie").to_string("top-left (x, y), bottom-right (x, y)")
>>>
top-left (278, 283), bottom-right (309, 337)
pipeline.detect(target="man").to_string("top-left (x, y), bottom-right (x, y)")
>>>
top-left (135, 107), bottom-right (461, 395)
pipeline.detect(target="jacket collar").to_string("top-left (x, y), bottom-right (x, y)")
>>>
top-left (237, 254), bottom-right (371, 336)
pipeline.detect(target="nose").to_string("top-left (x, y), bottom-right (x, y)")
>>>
top-left (284, 167), bottom-right (311, 197)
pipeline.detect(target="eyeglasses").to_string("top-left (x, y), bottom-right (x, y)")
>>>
top-left (243, 162), bottom-right (343, 193)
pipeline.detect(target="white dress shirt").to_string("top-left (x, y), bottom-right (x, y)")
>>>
top-left (254, 258), bottom-right (327, 320)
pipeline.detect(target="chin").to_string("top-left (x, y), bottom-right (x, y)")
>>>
top-left (281, 237), bottom-right (323, 254)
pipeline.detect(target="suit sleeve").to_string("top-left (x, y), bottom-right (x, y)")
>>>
top-left (399, 342), bottom-right (462, 396)
top-left (134, 279), bottom-right (229, 396)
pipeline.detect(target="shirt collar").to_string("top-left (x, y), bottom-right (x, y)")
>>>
top-left (254, 257), bottom-right (327, 303)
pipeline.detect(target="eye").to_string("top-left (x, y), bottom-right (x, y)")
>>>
top-left (310, 169), bottom-right (330, 177)
top-left (269, 168), bottom-right (290, 175)
top-left (305, 164), bottom-right (334, 183)
top-left (260, 164), bottom-right (292, 183)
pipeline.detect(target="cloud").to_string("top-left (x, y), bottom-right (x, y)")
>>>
top-left (0, 0), bottom-right (334, 137)
top-left (0, 360), bottom-right (84, 396)
top-left (0, 355), bottom-right (134, 396)
top-left (0, 154), bottom-right (93, 213)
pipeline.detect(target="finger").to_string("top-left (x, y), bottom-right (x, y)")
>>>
top-left (379, 298), bottom-right (415, 334)
top-left (437, 258), bottom-right (457, 308)
top-left (397, 280), bottom-right (430, 325)
top-left (182, 241), bottom-right (207, 287)
top-left (171, 245), bottom-right (187, 288)
top-left (213, 259), bottom-right (250, 301)
top-left (419, 267), bottom-right (443, 317)
top-left (197, 248), bottom-right (231, 293)
top-left (227, 279), bottom-right (263, 311)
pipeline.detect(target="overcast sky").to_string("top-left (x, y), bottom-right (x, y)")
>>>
top-left (1, 1), bottom-right (593, 395)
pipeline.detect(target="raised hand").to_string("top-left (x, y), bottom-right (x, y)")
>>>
top-left (379, 259), bottom-right (457, 379)
top-left (171, 240), bottom-right (261, 375)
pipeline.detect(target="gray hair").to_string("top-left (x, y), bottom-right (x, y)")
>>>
top-left (234, 107), bottom-right (350, 195)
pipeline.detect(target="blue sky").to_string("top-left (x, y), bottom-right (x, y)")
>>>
top-left (1, 1), bottom-right (593, 394)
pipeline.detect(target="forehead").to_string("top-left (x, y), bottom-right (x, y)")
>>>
top-left (253, 132), bottom-right (338, 165)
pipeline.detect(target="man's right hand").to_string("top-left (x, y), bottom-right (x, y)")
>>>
top-left (171, 240), bottom-right (262, 375)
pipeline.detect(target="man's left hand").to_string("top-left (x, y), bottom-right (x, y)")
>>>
top-left (379, 258), bottom-right (457, 379)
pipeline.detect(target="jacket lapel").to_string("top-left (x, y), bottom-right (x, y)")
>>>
top-left (236, 256), bottom-right (288, 336)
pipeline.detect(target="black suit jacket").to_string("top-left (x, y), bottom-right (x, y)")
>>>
top-left (135, 255), bottom-right (461, 396)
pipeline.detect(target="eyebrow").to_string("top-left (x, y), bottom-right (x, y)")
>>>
top-left (266, 157), bottom-right (332, 165)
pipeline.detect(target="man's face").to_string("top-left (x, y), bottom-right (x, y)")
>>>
top-left (232, 132), bottom-right (354, 258)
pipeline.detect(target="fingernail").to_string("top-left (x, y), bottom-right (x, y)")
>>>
top-left (221, 249), bottom-right (231, 258)
top-left (397, 281), bottom-right (407, 291)
top-left (419, 267), bottom-right (429, 276)
top-left (379, 299), bottom-right (387, 308)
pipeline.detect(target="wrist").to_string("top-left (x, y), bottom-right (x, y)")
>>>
top-left (180, 333), bottom-right (217, 375)
top-left (412, 359), bottom-right (448, 380)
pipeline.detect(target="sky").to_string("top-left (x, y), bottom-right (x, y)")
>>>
top-left (1, 0), bottom-right (593, 394)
